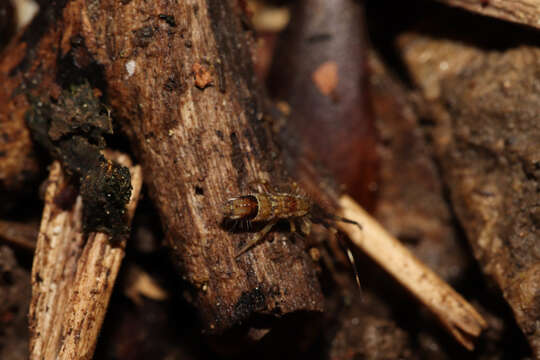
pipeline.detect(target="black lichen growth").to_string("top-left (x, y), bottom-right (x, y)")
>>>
top-left (80, 159), bottom-right (132, 236)
top-left (26, 81), bottom-right (131, 238)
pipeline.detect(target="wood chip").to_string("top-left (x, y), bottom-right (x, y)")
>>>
top-left (29, 154), bottom-right (142, 360)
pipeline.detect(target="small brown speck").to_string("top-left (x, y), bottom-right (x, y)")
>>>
top-left (192, 63), bottom-right (213, 89)
top-left (312, 61), bottom-right (338, 96)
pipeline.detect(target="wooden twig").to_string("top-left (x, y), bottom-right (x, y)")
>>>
top-left (80, 0), bottom-right (324, 331)
top-left (338, 195), bottom-right (487, 350)
top-left (0, 219), bottom-right (38, 251)
top-left (29, 154), bottom-right (142, 360)
top-left (435, 0), bottom-right (540, 30)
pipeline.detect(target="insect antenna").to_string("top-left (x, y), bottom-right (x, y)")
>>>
top-left (331, 215), bottom-right (362, 231)
top-left (313, 207), bottom-right (363, 292)
top-left (333, 216), bottom-right (363, 293)
top-left (345, 246), bottom-right (362, 293)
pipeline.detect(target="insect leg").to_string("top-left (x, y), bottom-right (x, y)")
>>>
top-left (235, 219), bottom-right (278, 258)
top-left (344, 246), bottom-right (362, 292)
top-left (332, 215), bottom-right (362, 231)
top-left (300, 217), bottom-right (312, 236)
top-left (320, 218), bottom-right (362, 292)
top-left (288, 219), bottom-right (296, 233)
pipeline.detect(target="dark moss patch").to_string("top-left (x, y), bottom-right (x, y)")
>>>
top-left (26, 81), bottom-right (131, 238)
top-left (80, 159), bottom-right (132, 236)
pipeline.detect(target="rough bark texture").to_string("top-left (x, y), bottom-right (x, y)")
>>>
top-left (1, 0), bottom-right (324, 336)
top-left (77, 0), bottom-right (324, 332)
top-left (435, 0), bottom-right (540, 29)
top-left (399, 29), bottom-right (540, 358)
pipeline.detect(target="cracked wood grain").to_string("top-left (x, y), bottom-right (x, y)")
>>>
top-left (29, 154), bottom-right (142, 360)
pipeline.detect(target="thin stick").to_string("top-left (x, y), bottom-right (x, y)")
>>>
top-left (0, 220), bottom-right (38, 251)
top-left (338, 195), bottom-right (486, 350)
top-left (29, 154), bottom-right (142, 360)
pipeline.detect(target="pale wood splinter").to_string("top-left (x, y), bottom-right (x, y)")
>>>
top-left (338, 195), bottom-right (487, 350)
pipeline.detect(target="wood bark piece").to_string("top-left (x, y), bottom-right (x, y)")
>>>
top-left (398, 29), bottom-right (540, 357)
top-left (77, 0), bottom-right (323, 332)
top-left (435, 0), bottom-right (540, 30)
top-left (338, 195), bottom-right (487, 350)
top-left (29, 155), bottom-right (142, 360)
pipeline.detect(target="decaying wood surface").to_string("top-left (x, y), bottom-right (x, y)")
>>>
top-left (338, 195), bottom-right (487, 350)
top-left (2, 0), bottom-right (324, 335)
top-left (29, 155), bottom-right (142, 360)
top-left (435, 0), bottom-right (540, 29)
top-left (78, 0), bottom-right (324, 331)
top-left (398, 28), bottom-right (540, 357)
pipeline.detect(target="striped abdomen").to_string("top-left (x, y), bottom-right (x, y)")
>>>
top-left (222, 193), bottom-right (310, 222)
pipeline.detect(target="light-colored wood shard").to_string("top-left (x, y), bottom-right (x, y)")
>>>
top-left (338, 195), bottom-right (487, 350)
top-left (29, 154), bottom-right (142, 360)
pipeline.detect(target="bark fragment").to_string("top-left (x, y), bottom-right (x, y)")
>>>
top-left (3, 0), bottom-right (323, 336)
top-left (339, 196), bottom-right (487, 350)
top-left (399, 26), bottom-right (540, 357)
top-left (29, 155), bottom-right (142, 360)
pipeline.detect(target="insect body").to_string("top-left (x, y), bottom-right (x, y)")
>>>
top-left (222, 191), bottom-right (312, 256)
top-left (222, 185), bottom-right (363, 288)
top-left (222, 186), bottom-right (363, 288)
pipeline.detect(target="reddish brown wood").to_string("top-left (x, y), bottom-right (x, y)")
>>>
top-left (268, 0), bottom-right (378, 209)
